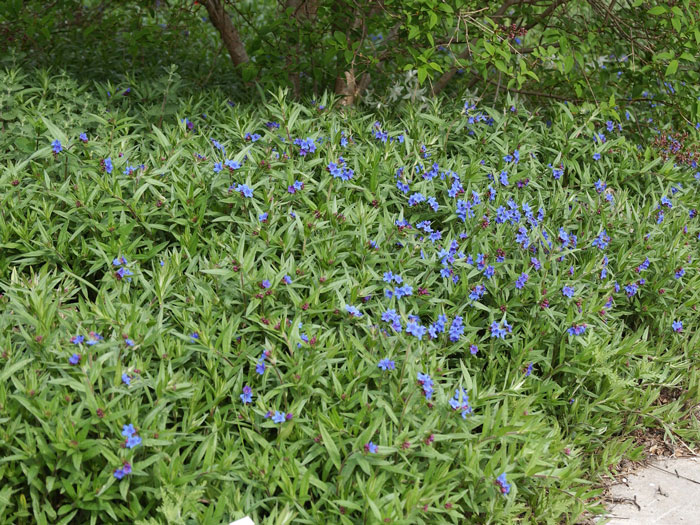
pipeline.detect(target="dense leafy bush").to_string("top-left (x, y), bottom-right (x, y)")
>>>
top-left (0, 68), bottom-right (699, 524)
top-left (2, 1), bottom-right (699, 115)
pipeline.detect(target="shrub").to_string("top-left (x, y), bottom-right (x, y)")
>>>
top-left (0, 70), bottom-right (699, 524)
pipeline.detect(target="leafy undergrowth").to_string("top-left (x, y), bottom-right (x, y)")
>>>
top-left (0, 68), bottom-right (699, 525)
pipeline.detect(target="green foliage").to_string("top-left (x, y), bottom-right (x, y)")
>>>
top-left (2, 1), bottom-right (698, 118)
top-left (0, 68), bottom-right (699, 524)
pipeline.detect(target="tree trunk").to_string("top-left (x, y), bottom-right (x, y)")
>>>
top-left (203, 0), bottom-right (248, 67)
top-left (335, 69), bottom-right (371, 106)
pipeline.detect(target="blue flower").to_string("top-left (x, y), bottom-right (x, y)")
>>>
top-left (213, 162), bottom-right (223, 173)
top-left (365, 441), bottom-right (378, 453)
top-left (116, 266), bottom-right (133, 281)
top-left (122, 373), bottom-right (131, 386)
top-left (395, 285), bottom-right (413, 298)
top-left (449, 387), bottom-right (472, 417)
top-left (406, 320), bottom-right (426, 340)
top-left (224, 159), bottom-right (241, 170)
top-left (255, 351), bottom-right (268, 375)
top-left (490, 320), bottom-right (512, 339)
top-left (234, 184), bottom-right (254, 198)
top-left (259, 212), bottom-right (268, 222)
top-left (592, 230), bottom-right (610, 250)
top-left (567, 324), bottom-right (587, 336)
top-left (448, 316), bottom-right (464, 342)
top-left (408, 192), bottom-right (426, 206)
top-left (294, 137), bottom-right (316, 156)
top-left (378, 358), bottom-right (395, 371)
top-left (240, 385), bottom-right (253, 404)
top-left (51, 140), bottom-right (62, 154)
top-left (381, 309), bottom-right (396, 322)
top-left (592, 152), bottom-right (601, 161)
top-left (469, 284), bottom-right (486, 301)
top-left (125, 338), bottom-right (135, 347)
top-left (271, 411), bottom-right (287, 424)
top-left (562, 286), bottom-right (575, 298)
top-left (126, 435), bottom-right (142, 449)
top-left (515, 273), bottom-right (529, 289)
top-left (672, 320), bottom-right (683, 333)
top-left (122, 424), bottom-right (137, 438)
top-left (283, 275), bottom-right (292, 284)
top-left (675, 268), bottom-right (685, 279)
top-left (69, 353), bottom-right (81, 365)
top-left (496, 473), bottom-right (511, 494)
top-left (345, 305), bottom-right (363, 318)
top-left (549, 163), bottom-right (564, 179)
top-left (190, 332), bottom-right (199, 343)
top-left (103, 157), bottom-right (113, 174)
top-left (417, 372), bottom-right (434, 400)
top-left (79, 133), bottom-right (88, 143)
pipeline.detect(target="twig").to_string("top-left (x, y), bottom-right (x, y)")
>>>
top-left (648, 464), bottom-right (700, 485)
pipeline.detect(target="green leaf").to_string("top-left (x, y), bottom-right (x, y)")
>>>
top-left (334, 31), bottom-right (346, 46)
top-left (671, 16), bottom-right (681, 32)
top-left (318, 421), bottom-right (341, 470)
top-left (665, 59), bottom-right (679, 77)
top-left (648, 6), bottom-right (666, 15)
top-left (563, 55), bottom-right (574, 74)
top-left (428, 11), bottom-right (438, 29)
top-left (494, 60), bottom-right (509, 74)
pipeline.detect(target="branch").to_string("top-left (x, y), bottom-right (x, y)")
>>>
top-left (525, 0), bottom-right (570, 30)
top-left (202, 0), bottom-right (249, 67)
top-left (430, 0), bottom-right (523, 97)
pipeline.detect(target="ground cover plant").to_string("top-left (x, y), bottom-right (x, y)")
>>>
top-left (1, 67), bottom-right (699, 524)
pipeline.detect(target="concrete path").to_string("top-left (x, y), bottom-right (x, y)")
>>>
top-left (602, 457), bottom-right (700, 524)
